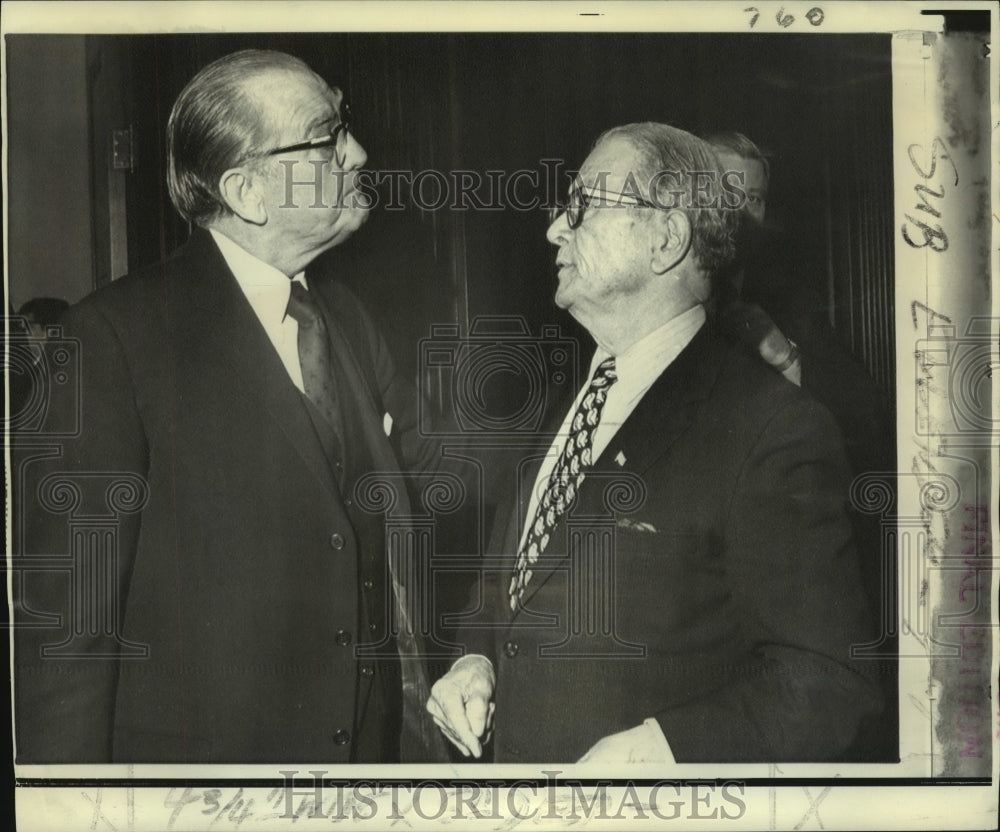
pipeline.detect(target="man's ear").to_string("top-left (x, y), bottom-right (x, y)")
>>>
top-left (218, 166), bottom-right (267, 225)
top-left (650, 209), bottom-right (692, 275)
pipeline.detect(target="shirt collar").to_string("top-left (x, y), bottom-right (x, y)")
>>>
top-left (590, 304), bottom-right (706, 384)
top-left (209, 229), bottom-right (307, 328)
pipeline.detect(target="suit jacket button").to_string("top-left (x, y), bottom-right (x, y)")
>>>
top-left (330, 533), bottom-right (345, 550)
top-left (335, 629), bottom-right (352, 647)
top-left (360, 664), bottom-right (374, 677)
top-left (362, 579), bottom-right (374, 590)
top-left (333, 729), bottom-right (351, 746)
top-left (503, 641), bottom-right (519, 658)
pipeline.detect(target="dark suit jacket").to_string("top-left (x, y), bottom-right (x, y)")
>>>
top-left (14, 229), bottom-right (449, 763)
top-left (458, 324), bottom-right (883, 763)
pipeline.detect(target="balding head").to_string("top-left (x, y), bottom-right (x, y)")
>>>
top-left (598, 122), bottom-right (738, 280)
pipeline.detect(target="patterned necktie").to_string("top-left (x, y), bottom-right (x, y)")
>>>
top-left (509, 356), bottom-right (618, 610)
top-left (285, 281), bottom-right (345, 441)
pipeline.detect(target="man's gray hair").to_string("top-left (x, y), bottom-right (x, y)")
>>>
top-left (166, 49), bottom-right (312, 225)
top-left (598, 122), bottom-right (738, 280)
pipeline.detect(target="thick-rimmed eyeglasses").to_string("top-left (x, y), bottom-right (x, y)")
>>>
top-left (548, 189), bottom-right (663, 230)
top-left (263, 103), bottom-right (352, 167)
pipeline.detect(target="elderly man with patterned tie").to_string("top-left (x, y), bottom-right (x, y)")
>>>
top-left (427, 122), bottom-right (882, 764)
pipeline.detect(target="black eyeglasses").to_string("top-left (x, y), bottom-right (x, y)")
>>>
top-left (263, 102), bottom-right (353, 167)
top-left (548, 188), bottom-right (663, 229)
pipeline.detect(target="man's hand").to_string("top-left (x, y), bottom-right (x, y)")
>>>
top-left (426, 655), bottom-right (495, 758)
top-left (576, 722), bottom-right (673, 764)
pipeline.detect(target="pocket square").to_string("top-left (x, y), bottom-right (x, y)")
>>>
top-left (383, 412), bottom-right (393, 436)
top-left (616, 517), bottom-right (658, 534)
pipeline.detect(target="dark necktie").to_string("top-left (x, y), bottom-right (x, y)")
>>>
top-left (509, 357), bottom-right (618, 610)
top-left (285, 281), bottom-right (345, 441)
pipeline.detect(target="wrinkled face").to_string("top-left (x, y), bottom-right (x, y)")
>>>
top-left (545, 135), bottom-right (655, 322)
top-left (716, 149), bottom-right (768, 224)
top-left (253, 68), bottom-right (370, 255)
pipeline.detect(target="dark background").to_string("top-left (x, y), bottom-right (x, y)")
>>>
top-left (6, 32), bottom-right (895, 397)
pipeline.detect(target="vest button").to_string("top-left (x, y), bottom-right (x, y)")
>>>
top-left (360, 664), bottom-right (374, 677)
top-left (334, 629), bottom-right (352, 647)
top-left (333, 729), bottom-right (351, 746)
top-left (329, 533), bottom-right (345, 550)
top-left (503, 640), bottom-right (519, 658)
top-left (345, 498), bottom-right (353, 507)
top-left (363, 579), bottom-right (374, 590)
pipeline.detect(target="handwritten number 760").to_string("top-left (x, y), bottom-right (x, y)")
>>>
top-left (744, 7), bottom-right (825, 27)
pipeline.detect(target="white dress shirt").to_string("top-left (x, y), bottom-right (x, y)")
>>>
top-left (210, 229), bottom-right (308, 393)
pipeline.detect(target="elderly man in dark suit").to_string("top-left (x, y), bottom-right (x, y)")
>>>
top-left (427, 122), bottom-right (881, 763)
top-left (15, 50), bottom-right (452, 764)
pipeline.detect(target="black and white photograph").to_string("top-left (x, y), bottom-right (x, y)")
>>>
top-left (3, 2), bottom-right (996, 830)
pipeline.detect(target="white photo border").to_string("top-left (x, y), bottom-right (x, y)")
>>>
top-left (4, 2), bottom-right (997, 830)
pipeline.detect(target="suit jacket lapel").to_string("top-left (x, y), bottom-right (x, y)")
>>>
top-left (474, 389), bottom-right (574, 624)
top-left (308, 280), bottom-right (423, 517)
top-left (489, 449), bottom-right (546, 554)
top-left (513, 325), bottom-right (728, 614)
top-left (177, 229), bottom-right (342, 500)
top-left (590, 325), bottom-right (726, 481)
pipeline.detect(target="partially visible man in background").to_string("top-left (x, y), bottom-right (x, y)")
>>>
top-left (15, 49), bottom-right (454, 764)
top-left (708, 133), bottom-right (801, 382)
top-left (428, 122), bottom-right (881, 763)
